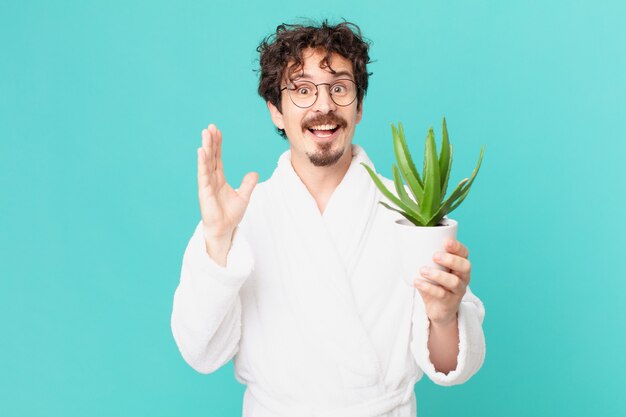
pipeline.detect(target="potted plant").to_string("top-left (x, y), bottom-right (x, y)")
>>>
top-left (361, 117), bottom-right (485, 287)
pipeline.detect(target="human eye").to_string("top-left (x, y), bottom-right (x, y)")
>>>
top-left (331, 82), bottom-right (349, 95)
top-left (291, 82), bottom-right (313, 96)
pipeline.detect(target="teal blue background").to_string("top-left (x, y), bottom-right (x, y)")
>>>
top-left (1, 0), bottom-right (625, 416)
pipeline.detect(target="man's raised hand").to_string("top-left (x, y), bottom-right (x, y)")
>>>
top-left (197, 124), bottom-right (258, 259)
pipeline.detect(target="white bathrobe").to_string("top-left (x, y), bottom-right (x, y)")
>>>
top-left (170, 144), bottom-right (486, 417)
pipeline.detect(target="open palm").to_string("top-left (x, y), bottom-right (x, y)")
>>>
top-left (197, 124), bottom-right (258, 240)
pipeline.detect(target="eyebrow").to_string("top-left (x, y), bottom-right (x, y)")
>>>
top-left (294, 70), bottom-right (354, 80)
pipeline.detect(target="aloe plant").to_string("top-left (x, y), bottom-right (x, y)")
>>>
top-left (361, 117), bottom-right (485, 227)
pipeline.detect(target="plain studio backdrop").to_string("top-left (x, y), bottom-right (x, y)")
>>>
top-left (1, 1), bottom-right (624, 416)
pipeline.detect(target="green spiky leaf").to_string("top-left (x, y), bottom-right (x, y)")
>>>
top-left (419, 128), bottom-right (441, 219)
top-left (379, 201), bottom-right (427, 226)
top-left (427, 178), bottom-right (470, 225)
top-left (439, 118), bottom-right (452, 198)
top-left (360, 162), bottom-right (422, 221)
top-left (447, 144), bottom-right (485, 213)
top-left (392, 164), bottom-right (419, 212)
top-left (393, 123), bottom-right (424, 204)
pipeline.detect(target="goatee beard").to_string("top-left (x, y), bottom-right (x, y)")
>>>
top-left (307, 142), bottom-right (345, 167)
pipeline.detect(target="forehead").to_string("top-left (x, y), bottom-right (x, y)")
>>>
top-left (285, 48), bottom-right (354, 80)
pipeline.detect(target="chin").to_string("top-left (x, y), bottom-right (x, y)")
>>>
top-left (307, 147), bottom-right (345, 167)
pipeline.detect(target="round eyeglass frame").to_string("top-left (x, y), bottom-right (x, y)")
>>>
top-left (280, 79), bottom-right (360, 108)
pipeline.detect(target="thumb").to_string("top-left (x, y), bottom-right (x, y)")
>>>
top-left (237, 172), bottom-right (259, 201)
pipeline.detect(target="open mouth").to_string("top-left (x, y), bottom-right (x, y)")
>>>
top-left (307, 124), bottom-right (340, 139)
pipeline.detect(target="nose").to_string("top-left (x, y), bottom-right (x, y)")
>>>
top-left (311, 84), bottom-right (337, 114)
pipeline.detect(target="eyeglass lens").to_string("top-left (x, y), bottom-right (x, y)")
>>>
top-left (287, 79), bottom-right (357, 108)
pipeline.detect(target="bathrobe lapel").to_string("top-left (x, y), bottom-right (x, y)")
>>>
top-left (264, 144), bottom-right (382, 387)
top-left (322, 146), bottom-right (380, 280)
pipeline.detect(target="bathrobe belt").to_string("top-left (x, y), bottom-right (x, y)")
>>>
top-left (247, 377), bottom-right (418, 417)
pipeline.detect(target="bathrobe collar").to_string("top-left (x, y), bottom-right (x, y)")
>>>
top-left (264, 144), bottom-right (383, 387)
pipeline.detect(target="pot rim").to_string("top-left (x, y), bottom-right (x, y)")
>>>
top-left (394, 216), bottom-right (457, 228)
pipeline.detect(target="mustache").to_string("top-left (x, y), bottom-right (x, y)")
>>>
top-left (302, 114), bottom-right (347, 129)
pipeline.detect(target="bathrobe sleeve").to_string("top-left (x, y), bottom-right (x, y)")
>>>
top-left (410, 286), bottom-right (486, 386)
top-left (170, 221), bottom-right (254, 374)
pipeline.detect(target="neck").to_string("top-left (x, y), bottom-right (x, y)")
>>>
top-left (290, 145), bottom-right (354, 213)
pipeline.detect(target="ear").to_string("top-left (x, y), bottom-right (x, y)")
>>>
top-left (267, 101), bottom-right (285, 130)
top-left (356, 102), bottom-right (363, 124)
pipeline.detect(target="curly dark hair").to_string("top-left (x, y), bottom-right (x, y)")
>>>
top-left (256, 19), bottom-right (373, 138)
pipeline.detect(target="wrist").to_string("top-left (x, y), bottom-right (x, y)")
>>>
top-left (429, 313), bottom-right (458, 329)
top-left (202, 222), bottom-right (236, 242)
top-left (203, 227), bottom-right (235, 267)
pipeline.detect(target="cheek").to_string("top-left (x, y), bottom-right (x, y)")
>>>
top-left (349, 105), bottom-right (362, 124)
top-left (283, 118), bottom-right (301, 135)
top-left (282, 109), bottom-right (305, 130)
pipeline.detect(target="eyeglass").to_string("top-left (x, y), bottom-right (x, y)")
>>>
top-left (280, 79), bottom-right (359, 108)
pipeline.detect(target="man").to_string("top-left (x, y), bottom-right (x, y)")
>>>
top-left (171, 20), bottom-right (485, 417)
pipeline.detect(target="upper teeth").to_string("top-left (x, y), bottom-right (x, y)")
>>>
top-left (309, 124), bottom-right (338, 130)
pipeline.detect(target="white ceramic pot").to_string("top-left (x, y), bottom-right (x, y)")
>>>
top-left (394, 216), bottom-right (458, 287)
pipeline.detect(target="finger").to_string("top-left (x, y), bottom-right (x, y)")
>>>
top-left (433, 252), bottom-right (471, 277)
top-left (413, 278), bottom-right (448, 299)
top-left (197, 147), bottom-right (211, 190)
top-left (445, 237), bottom-right (469, 258)
top-left (201, 127), bottom-right (213, 175)
top-left (419, 266), bottom-right (466, 295)
top-left (237, 172), bottom-right (259, 201)
top-left (215, 127), bottom-right (224, 176)
top-left (208, 124), bottom-right (217, 172)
